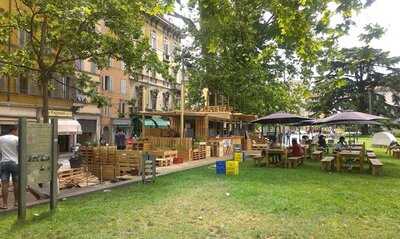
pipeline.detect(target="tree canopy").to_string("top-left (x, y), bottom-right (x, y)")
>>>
top-left (0, 0), bottom-right (173, 121)
top-left (310, 24), bottom-right (400, 119)
top-left (175, 0), bottom-right (374, 115)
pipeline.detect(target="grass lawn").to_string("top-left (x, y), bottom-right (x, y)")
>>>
top-left (1, 137), bottom-right (400, 239)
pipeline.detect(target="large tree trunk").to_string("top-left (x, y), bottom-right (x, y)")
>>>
top-left (41, 75), bottom-right (49, 123)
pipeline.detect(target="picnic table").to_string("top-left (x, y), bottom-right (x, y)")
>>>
top-left (265, 148), bottom-right (286, 167)
top-left (336, 150), bottom-right (364, 172)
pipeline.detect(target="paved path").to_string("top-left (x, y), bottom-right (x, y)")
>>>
top-left (0, 156), bottom-right (231, 213)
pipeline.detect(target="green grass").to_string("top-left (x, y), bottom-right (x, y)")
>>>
top-left (1, 137), bottom-right (400, 239)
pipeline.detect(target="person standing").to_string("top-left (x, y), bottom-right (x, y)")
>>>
top-left (0, 127), bottom-right (19, 209)
top-left (115, 128), bottom-right (126, 150)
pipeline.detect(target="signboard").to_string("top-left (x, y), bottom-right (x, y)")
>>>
top-left (18, 118), bottom-right (58, 221)
top-left (49, 110), bottom-right (73, 118)
top-left (26, 123), bottom-right (52, 185)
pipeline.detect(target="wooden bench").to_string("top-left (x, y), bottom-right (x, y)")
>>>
top-left (287, 156), bottom-right (303, 168)
top-left (393, 149), bottom-right (400, 159)
top-left (320, 156), bottom-right (334, 171)
top-left (253, 156), bottom-right (266, 167)
top-left (369, 158), bottom-right (383, 176)
top-left (312, 151), bottom-right (323, 161)
top-left (367, 152), bottom-right (377, 159)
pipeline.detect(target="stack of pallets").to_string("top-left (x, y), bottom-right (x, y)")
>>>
top-left (58, 168), bottom-right (99, 189)
top-left (150, 150), bottom-right (177, 167)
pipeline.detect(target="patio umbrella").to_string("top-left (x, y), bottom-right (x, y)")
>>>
top-left (315, 111), bottom-right (386, 125)
top-left (315, 111), bottom-right (386, 143)
top-left (252, 112), bottom-right (310, 124)
top-left (252, 112), bottom-right (310, 145)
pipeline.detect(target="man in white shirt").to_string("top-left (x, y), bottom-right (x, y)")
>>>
top-left (0, 127), bottom-right (18, 209)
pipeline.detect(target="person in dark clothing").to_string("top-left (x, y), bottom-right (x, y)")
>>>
top-left (318, 134), bottom-right (327, 150)
top-left (115, 128), bottom-right (126, 150)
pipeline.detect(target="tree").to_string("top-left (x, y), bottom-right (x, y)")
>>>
top-left (310, 24), bottom-right (400, 121)
top-left (173, 0), bottom-right (373, 115)
top-left (0, 0), bottom-right (173, 122)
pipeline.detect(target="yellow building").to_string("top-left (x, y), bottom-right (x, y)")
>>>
top-left (0, 2), bottom-right (183, 146)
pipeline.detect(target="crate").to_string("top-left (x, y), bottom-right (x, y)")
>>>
top-left (216, 160), bottom-right (226, 174)
top-left (192, 149), bottom-right (200, 161)
top-left (173, 157), bottom-right (184, 164)
top-left (206, 146), bottom-right (211, 158)
top-left (156, 158), bottom-right (173, 167)
top-left (234, 152), bottom-right (243, 162)
top-left (226, 160), bottom-right (239, 176)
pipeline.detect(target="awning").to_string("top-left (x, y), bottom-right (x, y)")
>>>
top-left (151, 116), bottom-right (170, 128)
top-left (58, 119), bottom-right (82, 135)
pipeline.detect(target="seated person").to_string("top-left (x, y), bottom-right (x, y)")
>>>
top-left (387, 140), bottom-right (400, 153)
top-left (318, 135), bottom-right (327, 150)
top-left (289, 139), bottom-right (304, 157)
top-left (335, 136), bottom-right (348, 152)
top-left (269, 136), bottom-right (280, 148)
top-left (301, 135), bottom-right (309, 145)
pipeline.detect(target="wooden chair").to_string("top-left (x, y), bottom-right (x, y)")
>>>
top-left (312, 151), bottom-right (323, 161)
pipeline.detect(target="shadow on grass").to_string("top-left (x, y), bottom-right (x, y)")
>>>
top-left (8, 211), bottom-right (53, 233)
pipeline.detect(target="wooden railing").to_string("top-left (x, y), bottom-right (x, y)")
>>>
top-left (146, 136), bottom-right (192, 150)
top-left (200, 105), bottom-right (233, 113)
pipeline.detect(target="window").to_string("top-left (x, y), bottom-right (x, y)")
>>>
top-left (16, 75), bottom-right (29, 94)
top-left (163, 36), bottom-right (169, 56)
top-left (75, 60), bottom-right (83, 71)
top-left (103, 75), bottom-right (112, 91)
top-left (121, 61), bottom-right (126, 70)
top-left (151, 31), bottom-right (157, 50)
top-left (19, 30), bottom-right (28, 47)
top-left (120, 79), bottom-right (126, 95)
top-left (119, 101), bottom-right (126, 116)
top-left (90, 62), bottom-right (97, 74)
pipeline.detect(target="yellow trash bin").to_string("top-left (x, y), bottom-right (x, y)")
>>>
top-left (226, 160), bottom-right (239, 176)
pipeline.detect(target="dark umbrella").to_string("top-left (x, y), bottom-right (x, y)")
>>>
top-left (252, 112), bottom-right (310, 124)
top-left (315, 111), bottom-right (386, 125)
top-left (252, 112), bottom-right (310, 145)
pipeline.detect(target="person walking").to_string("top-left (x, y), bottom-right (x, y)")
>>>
top-left (0, 127), bottom-right (19, 209)
top-left (115, 128), bottom-right (126, 150)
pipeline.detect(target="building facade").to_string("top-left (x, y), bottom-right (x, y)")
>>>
top-left (0, 1), bottom-right (182, 147)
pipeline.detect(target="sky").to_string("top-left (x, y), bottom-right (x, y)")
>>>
top-left (170, 0), bottom-right (400, 57)
top-left (339, 0), bottom-right (400, 57)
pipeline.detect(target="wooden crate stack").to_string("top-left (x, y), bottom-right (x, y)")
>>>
top-left (205, 146), bottom-right (211, 158)
top-left (199, 143), bottom-right (207, 160)
top-left (132, 142), bottom-right (152, 151)
top-left (58, 168), bottom-right (100, 189)
top-left (150, 150), bottom-right (177, 167)
top-left (192, 149), bottom-right (200, 160)
top-left (116, 150), bottom-right (141, 176)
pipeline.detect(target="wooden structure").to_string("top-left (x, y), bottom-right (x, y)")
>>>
top-left (369, 158), bottom-right (383, 176)
top-left (141, 153), bottom-right (156, 183)
top-left (321, 156), bottom-right (335, 171)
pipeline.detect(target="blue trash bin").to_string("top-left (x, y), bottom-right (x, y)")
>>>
top-left (216, 160), bottom-right (226, 174)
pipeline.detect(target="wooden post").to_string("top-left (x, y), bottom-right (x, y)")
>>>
top-left (50, 119), bottom-right (58, 211)
top-left (17, 118), bottom-right (27, 221)
top-left (180, 66), bottom-right (185, 141)
top-left (142, 87), bottom-right (146, 138)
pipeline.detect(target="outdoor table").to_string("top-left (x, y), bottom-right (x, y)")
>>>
top-left (265, 148), bottom-right (286, 167)
top-left (336, 150), bottom-right (363, 172)
top-left (347, 146), bottom-right (363, 151)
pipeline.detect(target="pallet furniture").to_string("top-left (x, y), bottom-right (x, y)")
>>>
top-left (149, 150), bottom-right (177, 167)
top-left (312, 151), bottom-right (323, 161)
top-left (393, 149), bottom-right (400, 159)
top-left (369, 158), bottom-right (383, 176)
top-left (286, 156), bottom-right (303, 168)
top-left (367, 152), bottom-right (377, 159)
top-left (321, 156), bottom-right (335, 171)
top-left (141, 153), bottom-right (156, 183)
top-left (336, 150), bottom-right (364, 172)
top-left (131, 142), bottom-right (152, 151)
top-left (58, 168), bottom-right (99, 189)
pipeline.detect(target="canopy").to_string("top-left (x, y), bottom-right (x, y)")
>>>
top-left (151, 116), bottom-right (170, 128)
top-left (252, 112), bottom-right (310, 124)
top-left (316, 111), bottom-right (386, 125)
top-left (58, 119), bottom-right (82, 135)
top-left (372, 132), bottom-right (397, 146)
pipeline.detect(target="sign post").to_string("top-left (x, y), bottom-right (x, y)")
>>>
top-left (17, 118), bottom-right (58, 221)
top-left (17, 118), bottom-right (27, 221)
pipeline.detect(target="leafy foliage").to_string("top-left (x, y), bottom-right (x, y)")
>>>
top-left (0, 0), bottom-right (173, 121)
top-left (310, 24), bottom-right (400, 119)
top-left (175, 0), bottom-right (372, 115)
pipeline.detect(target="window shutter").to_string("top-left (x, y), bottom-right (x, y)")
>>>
top-left (109, 76), bottom-right (112, 92)
top-left (101, 76), bottom-right (105, 90)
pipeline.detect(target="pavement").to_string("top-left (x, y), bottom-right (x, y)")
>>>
top-left (0, 155), bottom-right (233, 213)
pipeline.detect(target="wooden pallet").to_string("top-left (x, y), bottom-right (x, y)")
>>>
top-left (132, 142), bottom-right (152, 151)
top-left (156, 158), bottom-right (173, 167)
top-left (192, 149), bottom-right (201, 161)
top-left (58, 168), bottom-right (99, 189)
